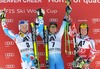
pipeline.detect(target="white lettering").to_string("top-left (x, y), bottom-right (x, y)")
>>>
top-left (73, 0), bottom-right (81, 3)
top-left (46, 9), bottom-right (57, 14)
top-left (0, 0), bottom-right (21, 3)
top-left (0, 0), bottom-right (42, 3)
top-left (48, 0), bottom-right (64, 2)
top-left (26, 9), bottom-right (36, 13)
top-left (23, 0), bottom-right (42, 3)
top-left (6, 9), bottom-right (15, 14)
top-left (17, 9), bottom-right (26, 13)
top-left (83, 0), bottom-right (100, 4)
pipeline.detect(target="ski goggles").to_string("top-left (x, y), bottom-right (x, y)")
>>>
top-left (50, 25), bottom-right (57, 28)
top-left (19, 20), bottom-right (28, 25)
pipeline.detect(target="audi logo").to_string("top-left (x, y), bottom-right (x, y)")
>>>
top-left (40, 64), bottom-right (45, 67)
top-left (39, 52), bottom-right (45, 56)
top-left (95, 61), bottom-right (100, 65)
top-left (96, 50), bottom-right (100, 55)
top-left (94, 39), bottom-right (100, 45)
top-left (5, 53), bottom-right (15, 58)
top-left (49, 18), bottom-right (58, 22)
top-left (67, 67), bottom-right (72, 69)
top-left (67, 63), bottom-right (72, 66)
top-left (5, 64), bottom-right (15, 68)
top-left (4, 41), bottom-right (14, 45)
top-left (66, 51), bottom-right (74, 56)
top-left (6, 19), bottom-right (13, 23)
top-left (37, 41), bottom-right (43, 44)
top-left (95, 61), bottom-right (100, 67)
top-left (93, 29), bottom-right (100, 33)
top-left (0, 67), bottom-right (5, 69)
top-left (92, 18), bottom-right (100, 23)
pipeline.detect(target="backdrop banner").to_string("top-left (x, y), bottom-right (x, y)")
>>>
top-left (0, 0), bottom-right (100, 69)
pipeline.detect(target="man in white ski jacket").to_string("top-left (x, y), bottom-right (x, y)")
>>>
top-left (0, 8), bottom-right (45, 69)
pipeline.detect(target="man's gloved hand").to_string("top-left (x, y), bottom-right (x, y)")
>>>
top-left (34, 59), bottom-right (39, 68)
top-left (66, 6), bottom-right (72, 15)
top-left (36, 8), bottom-right (45, 17)
top-left (0, 10), bottom-right (5, 19)
top-left (46, 61), bottom-right (49, 69)
top-left (65, 0), bottom-right (71, 6)
top-left (63, 15), bottom-right (72, 23)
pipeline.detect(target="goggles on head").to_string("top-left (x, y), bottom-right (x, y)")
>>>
top-left (50, 25), bottom-right (57, 28)
top-left (18, 20), bottom-right (28, 31)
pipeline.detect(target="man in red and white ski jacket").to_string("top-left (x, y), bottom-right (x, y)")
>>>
top-left (69, 22), bottom-right (96, 69)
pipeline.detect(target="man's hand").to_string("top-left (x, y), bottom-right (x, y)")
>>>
top-left (34, 59), bottom-right (39, 68)
top-left (46, 61), bottom-right (49, 69)
top-left (66, 6), bottom-right (72, 15)
top-left (65, 0), bottom-right (71, 6)
top-left (36, 8), bottom-right (45, 17)
top-left (0, 9), bottom-right (5, 19)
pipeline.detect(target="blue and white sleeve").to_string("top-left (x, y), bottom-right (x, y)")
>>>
top-left (1, 18), bottom-right (16, 40)
top-left (35, 17), bottom-right (44, 36)
top-left (57, 20), bottom-right (66, 38)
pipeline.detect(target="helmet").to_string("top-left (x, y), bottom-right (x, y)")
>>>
top-left (18, 20), bottom-right (28, 31)
top-left (79, 22), bottom-right (88, 29)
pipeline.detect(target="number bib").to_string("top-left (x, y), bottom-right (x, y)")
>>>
top-left (15, 33), bottom-right (34, 56)
top-left (49, 34), bottom-right (61, 54)
top-left (17, 41), bottom-right (33, 55)
top-left (76, 36), bottom-right (92, 59)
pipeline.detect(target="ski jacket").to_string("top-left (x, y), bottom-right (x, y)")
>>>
top-left (75, 34), bottom-right (96, 61)
top-left (69, 24), bottom-right (96, 62)
top-left (40, 20), bottom-right (66, 54)
top-left (1, 18), bottom-right (44, 57)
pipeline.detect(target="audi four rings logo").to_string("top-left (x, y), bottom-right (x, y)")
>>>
top-left (5, 64), bottom-right (15, 68)
top-left (92, 18), bottom-right (100, 23)
top-left (4, 41), bottom-right (14, 45)
top-left (39, 52), bottom-right (45, 56)
top-left (96, 50), bottom-right (100, 55)
top-left (49, 18), bottom-right (58, 22)
top-left (93, 29), bottom-right (100, 33)
top-left (95, 61), bottom-right (100, 66)
top-left (37, 41), bottom-right (43, 44)
top-left (40, 64), bottom-right (45, 67)
top-left (0, 67), bottom-right (5, 69)
top-left (5, 53), bottom-right (15, 58)
top-left (94, 39), bottom-right (100, 45)
top-left (6, 19), bottom-right (14, 23)
top-left (67, 63), bottom-right (72, 66)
